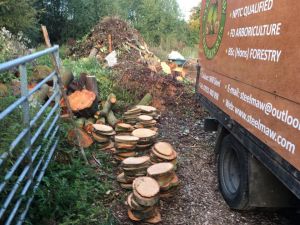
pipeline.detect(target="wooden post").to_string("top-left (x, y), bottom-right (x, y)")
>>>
top-left (108, 34), bottom-right (112, 53)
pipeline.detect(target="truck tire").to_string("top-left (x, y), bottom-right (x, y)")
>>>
top-left (218, 134), bottom-right (250, 210)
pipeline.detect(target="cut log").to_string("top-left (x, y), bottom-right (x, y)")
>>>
top-left (93, 124), bottom-right (114, 133)
top-left (29, 84), bottom-right (50, 106)
top-left (67, 128), bottom-right (93, 148)
top-left (133, 177), bottom-right (160, 198)
top-left (31, 65), bottom-right (52, 82)
top-left (100, 93), bottom-right (117, 116)
top-left (85, 75), bottom-right (99, 101)
top-left (138, 93), bottom-right (152, 106)
top-left (68, 89), bottom-right (98, 118)
top-left (107, 110), bottom-right (118, 127)
top-left (92, 132), bottom-right (110, 143)
top-left (127, 193), bottom-right (148, 211)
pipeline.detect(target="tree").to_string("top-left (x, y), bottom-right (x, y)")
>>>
top-left (0, 0), bottom-right (37, 34)
top-left (188, 3), bottom-right (201, 45)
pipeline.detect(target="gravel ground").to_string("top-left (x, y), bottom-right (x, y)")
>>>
top-left (112, 97), bottom-right (296, 225)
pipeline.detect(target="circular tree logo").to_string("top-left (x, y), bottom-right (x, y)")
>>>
top-left (202, 0), bottom-right (227, 60)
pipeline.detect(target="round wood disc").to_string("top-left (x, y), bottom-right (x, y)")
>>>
top-left (92, 124), bottom-right (113, 133)
top-left (128, 209), bottom-right (141, 222)
top-left (115, 135), bottom-right (139, 143)
top-left (154, 142), bottom-right (174, 156)
top-left (145, 208), bottom-right (162, 224)
top-left (116, 123), bottom-right (133, 129)
top-left (147, 162), bottom-right (174, 176)
top-left (151, 147), bottom-right (177, 160)
top-left (132, 128), bottom-right (156, 138)
top-left (68, 90), bottom-right (96, 111)
top-left (133, 177), bottom-right (160, 198)
top-left (92, 132), bottom-right (109, 143)
top-left (138, 115), bottom-right (153, 121)
top-left (122, 156), bottom-right (150, 166)
top-left (136, 105), bottom-right (157, 112)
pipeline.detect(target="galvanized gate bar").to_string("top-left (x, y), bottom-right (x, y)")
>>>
top-left (0, 45), bottom-right (61, 224)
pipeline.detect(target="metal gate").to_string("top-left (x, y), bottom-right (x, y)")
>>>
top-left (0, 46), bottom-right (61, 224)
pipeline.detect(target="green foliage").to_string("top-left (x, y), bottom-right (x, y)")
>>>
top-left (0, 0), bottom-right (37, 35)
top-left (27, 150), bottom-right (116, 225)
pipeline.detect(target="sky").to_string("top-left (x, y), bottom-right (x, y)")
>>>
top-left (177, 0), bottom-right (201, 21)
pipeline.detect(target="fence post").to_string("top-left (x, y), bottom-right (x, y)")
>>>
top-left (19, 64), bottom-right (33, 179)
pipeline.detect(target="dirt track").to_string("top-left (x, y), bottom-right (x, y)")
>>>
top-left (112, 94), bottom-right (296, 225)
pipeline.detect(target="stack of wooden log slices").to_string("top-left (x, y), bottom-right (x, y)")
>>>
top-left (127, 177), bottom-right (161, 224)
top-left (132, 128), bottom-right (157, 150)
top-left (150, 142), bottom-right (177, 168)
top-left (115, 123), bottom-right (134, 135)
top-left (117, 156), bottom-right (151, 189)
top-left (136, 105), bottom-right (159, 119)
top-left (92, 124), bottom-right (115, 150)
top-left (135, 115), bottom-right (157, 131)
top-left (147, 162), bottom-right (180, 199)
top-left (123, 107), bottom-right (142, 124)
top-left (114, 135), bottom-right (139, 161)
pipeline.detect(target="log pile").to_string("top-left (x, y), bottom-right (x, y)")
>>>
top-left (136, 105), bottom-right (159, 119)
top-left (127, 177), bottom-right (161, 224)
top-left (132, 128), bottom-right (157, 151)
top-left (114, 135), bottom-right (139, 161)
top-left (150, 142), bottom-right (178, 168)
top-left (92, 124), bottom-right (115, 150)
top-left (147, 162), bottom-right (180, 199)
top-left (123, 107), bottom-right (142, 124)
top-left (117, 156), bottom-right (151, 189)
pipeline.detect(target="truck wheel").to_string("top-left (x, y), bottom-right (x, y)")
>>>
top-left (218, 134), bottom-right (250, 210)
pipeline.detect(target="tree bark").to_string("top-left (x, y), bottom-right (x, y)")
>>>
top-left (86, 75), bottom-right (99, 101)
top-left (138, 93), bottom-right (152, 106)
top-left (100, 93), bottom-right (117, 116)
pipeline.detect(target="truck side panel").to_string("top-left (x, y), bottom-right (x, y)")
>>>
top-left (199, 0), bottom-right (300, 181)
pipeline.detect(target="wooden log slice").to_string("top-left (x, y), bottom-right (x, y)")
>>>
top-left (124, 167), bottom-right (148, 177)
top-left (132, 128), bottom-right (156, 139)
top-left (98, 141), bottom-right (114, 151)
top-left (127, 193), bottom-right (149, 211)
top-left (151, 147), bottom-right (177, 160)
top-left (138, 115), bottom-right (153, 122)
top-left (115, 135), bottom-right (139, 143)
top-left (117, 172), bottom-right (133, 184)
top-left (136, 105), bottom-right (157, 113)
top-left (122, 156), bottom-right (150, 168)
top-left (133, 177), bottom-right (160, 198)
top-left (153, 142), bottom-right (174, 156)
top-left (116, 151), bottom-right (137, 158)
top-left (128, 209), bottom-right (142, 222)
top-left (115, 143), bottom-right (136, 150)
top-left (131, 207), bottom-right (156, 220)
top-left (92, 132), bottom-right (110, 143)
top-left (116, 123), bottom-right (134, 130)
top-left (145, 207), bottom-right (162, 224)
top-left (160, 174), bottom-right (179, 191)
top-left (147, 162), bottom-right (174, 177)
top-left (68, 90), bottom-right (97, 117)
top-left (92, 124), bottom-right (113, 133)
